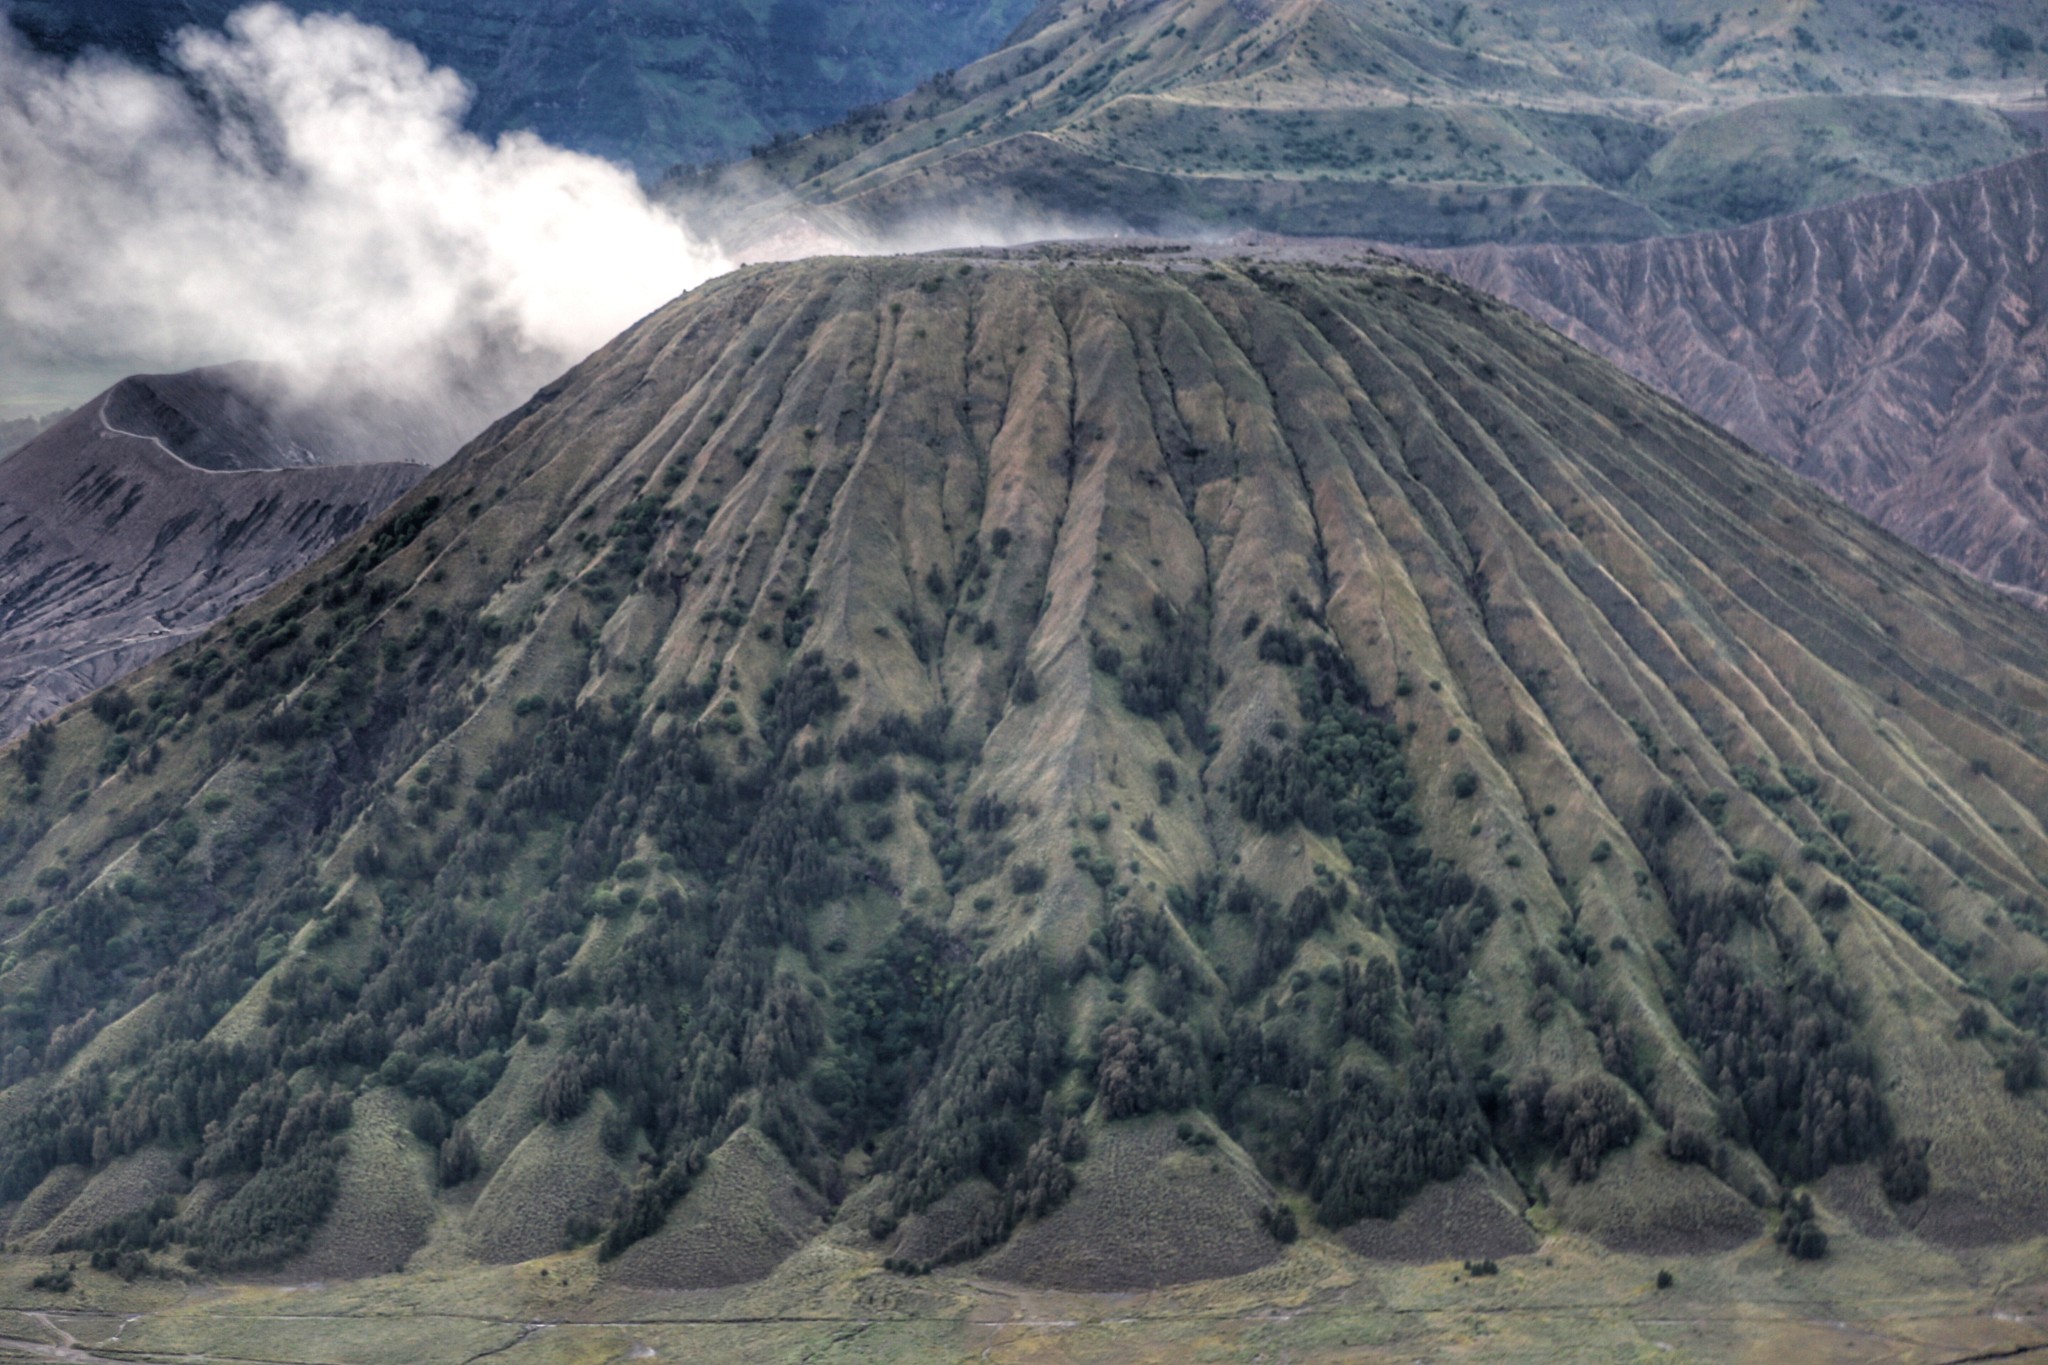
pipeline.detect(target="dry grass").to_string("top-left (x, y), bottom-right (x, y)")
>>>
top-left (27, 1149), bottom-right (180, 1254)
top-left (607, 1127), bottom-right (825, 1290)
top-left (4, 1167), bottom-right (88, 1248)
top-left (1340, 1167), bottom-right (1539, 1263)
top-left (979, 1115), bottom-right (1279, 1290)
top-left (1, 1228), bottom-right (2046, 1364)
top-left (1546, 1145), bottom-right (1763, 1256)
top-left (283, 1088), bottom-right (435, 1280)
top-left (466, 1107), bottom-right (625, 1266)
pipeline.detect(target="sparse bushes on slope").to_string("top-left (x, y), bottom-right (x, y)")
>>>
top-left (10, 256), bottom-right (2048, 1281)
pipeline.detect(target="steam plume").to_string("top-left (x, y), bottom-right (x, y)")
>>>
top-left (0, 4), bottom-right (730, 460)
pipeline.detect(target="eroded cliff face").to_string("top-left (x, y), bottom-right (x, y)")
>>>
top-left (1411, 152), bottom-right (2048, 607)
top-left (5, 252), bottom-right (2048, 1287)
top-left (0, 370), bottom-right (425, 739)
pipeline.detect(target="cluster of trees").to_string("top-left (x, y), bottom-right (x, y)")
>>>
top-left (1640, 786), bottom-right (1893, 1189)
top-left (0, 475), bottom-right (938, 1268)
top-left (1879, 1136), bottom-right (1930, 1204)
top-left (1339, 955), bottom-right (1402, 1053)
top-left (889, 944), bottom-right (1065, 1216)
top-left (1303, 1016), bottom-right (1486, 1224)
top-left (1120, 594), bottom-right (1209, 741)
top-left (1681, 935), bottom-right (1885, 1181)
top-left (1209, 633), bottom-right (1546, 1225)
top-left (179, 1083), bottom-right (353, 1268)
top-left (1497, 1072), bottom-right (1641, 1183)
top-left (21, 1063), bottom-right (357, 1269)
top-left (1093, 1009), bottom-right (1201, 1119)
top-left (1776, 1192), bottom-right (1827, 1259)
top-left (811, 922), bottom-right (961, 1148)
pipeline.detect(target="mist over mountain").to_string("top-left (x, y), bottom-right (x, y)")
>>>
top-left (1408, 151), bottom-right (2048, 609)
top-left (5, 252), bottom-right (2048, 1314)
top-left (0, 5), bottom-right (727, 438)
top-left (0, 411), bottom-right (63, 460)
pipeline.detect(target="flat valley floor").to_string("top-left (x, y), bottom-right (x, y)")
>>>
top-left (0, 1234), bottom-right (2044, 1364)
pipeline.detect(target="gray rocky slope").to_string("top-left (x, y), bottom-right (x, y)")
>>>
top-left (0, 369), bottom-right (426, 740)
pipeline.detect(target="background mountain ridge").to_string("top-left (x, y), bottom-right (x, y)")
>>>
top-left (1408, 148), bottom-right (2048, 608)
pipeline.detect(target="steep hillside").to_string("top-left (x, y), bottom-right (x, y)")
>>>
top-left (0, 369), bottom-right (427, 741)
top-left (1409, 152), bottom-right (2048, 608)
top-left (8, 0), bottom-right (1038, 175)
top-left (699, 0), bottom-right (2044, 246)
top-left (6, 251), bottom-right (2048, 1295)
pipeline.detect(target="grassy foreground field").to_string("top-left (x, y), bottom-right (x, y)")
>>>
top-left (0, 1230), bottom-right (2045, 1364)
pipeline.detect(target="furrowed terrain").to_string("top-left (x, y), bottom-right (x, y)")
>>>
top-left (4, 250), bottom-right (2048, 1326)
top-left (0, 367), bottom-right (427, 742)
top-left (1409, 151), bottom-right (2048, 609)
top-left (695, 0), bottom-right (2045, 247)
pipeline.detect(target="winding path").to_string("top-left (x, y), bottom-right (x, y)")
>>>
top-left (97, 397), bottom-right (255, 477)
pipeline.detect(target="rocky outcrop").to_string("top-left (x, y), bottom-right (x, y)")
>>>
top-left (1409, 151), bottom-right (2048, 606)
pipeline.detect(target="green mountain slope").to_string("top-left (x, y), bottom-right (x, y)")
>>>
top-left (693, 0), bottom-right (2045, 245)
top-left (5, 250), bottom-right (2048, 1288)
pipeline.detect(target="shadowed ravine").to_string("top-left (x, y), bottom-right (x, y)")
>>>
top-left (3, 251), bottom-right (2048, 1296)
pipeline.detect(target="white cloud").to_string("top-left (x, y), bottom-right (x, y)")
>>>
top-left (0, 4), bottom-right (730, 457)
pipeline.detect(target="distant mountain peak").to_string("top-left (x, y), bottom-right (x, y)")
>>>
top-left (0, 366), bottom-right (428, 739)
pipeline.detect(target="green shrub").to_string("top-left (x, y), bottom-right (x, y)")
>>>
top-left (1734, 851), bottom-right (1776, 885)
top-left (1776, 1193), bottom-right (1827, 1260)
